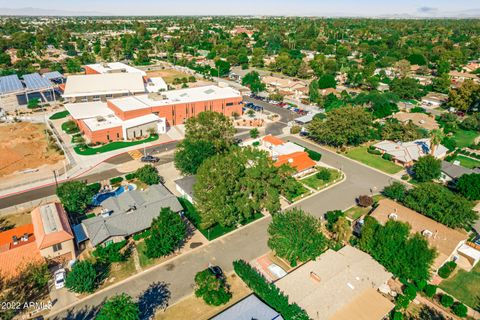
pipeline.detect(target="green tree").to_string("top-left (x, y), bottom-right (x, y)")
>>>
top-left (309, 80), bottom-right (320, 103)
top-left (97, 294), bottom-right (140, 320)
top-left (145, 208), bottom-right (186, 258)
top-left (56, 181), bottom-right (94, 215)
top-left (318, 74), bottom-right (336, 89)
top-left (308, 106), bottom-right (374, 147)
top-left (194, 148), bottom-right (293, 229)
top-left (241, 71), bottom-right (265, 93)
top-left (212, 59), bottom-right (231, 77)
top-left (249, 128), bottom-right (260, 139)
top-left (390, 77), bottom-right (422, 99)
top-left (135, 165), bottom-right (161, 185)
top-left (448, 80), bottom-right (480, 112)
top-left (382, 182), bottom-right (408, 202)
top-left (452, 302), bottom-right (468, 318)
top-left (65, 260), bottom-right (98, 294)
top-left (194, 269), bottom-right (231, 306)
top-left (185, 111), bottom-right (235, 152)
top-left (268, 208), bottom-right (327, 266)
top-left (333, 216), bottom-right (351, 245)
top-left (66, 58), bottom-right (81, 73)
top-left (412, 155), bottom-right (441, 182)
top-left (174, 139), bottom-right (216, 175)
top-left (456, 173), bottom-right (480, 200)
top-left (380, 119), bottom-right (426, 141)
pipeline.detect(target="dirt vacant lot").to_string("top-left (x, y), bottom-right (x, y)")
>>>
top-left (0, 122), bottom-right (64, 177)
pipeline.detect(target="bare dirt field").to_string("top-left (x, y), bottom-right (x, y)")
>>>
top-left (146, 69), bottom-right (195, 83)
top-left (0, 122), bottom-right (64, 177)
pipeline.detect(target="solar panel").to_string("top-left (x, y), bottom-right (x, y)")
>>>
top-left (43, 71), bottom-right (63, 80)
top-left (24, 73), bottom-right (53, 90)
top-left (0, 74), bottom-right (24, 94)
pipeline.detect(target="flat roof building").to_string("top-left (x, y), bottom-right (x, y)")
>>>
top-left (84, 62), bottom-right (147, 76)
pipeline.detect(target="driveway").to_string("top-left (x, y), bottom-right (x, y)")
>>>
top-left (47, 136), bottom-right (395, 320)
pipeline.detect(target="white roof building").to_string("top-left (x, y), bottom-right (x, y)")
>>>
top-left (63, 73), bottom-right (146, 98)
top-left (145, 77), bottom-right (168, 93)
top-left (85, 62), bottom-right (147, 76)
top-left (374, 138), bottom-right (448, 166)
top-left (271, 142), bottom-right (305, 157)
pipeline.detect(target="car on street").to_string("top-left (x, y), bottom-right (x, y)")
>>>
top-left (141, 155), bottom-right (160, 163)
top-left (54, 268), bottom-right (66, 289)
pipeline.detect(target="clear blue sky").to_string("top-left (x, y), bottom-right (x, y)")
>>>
top-left (1, 0), bottom-right (479, 17)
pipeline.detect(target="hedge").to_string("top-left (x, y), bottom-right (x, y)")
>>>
top-left (438, 261), bottom-right (456, 279)
top-left (367, 148), bottom-right (382, 155)
top-left (125, 173), bottom-right (136, 180)
top-left (109, 176), bottom-right (124, 185)
top-left (233, 260), bottom-right (309, 320)
top-left (306, 149), bottom-right (322, 161)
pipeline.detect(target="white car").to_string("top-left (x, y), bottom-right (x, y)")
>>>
top-left (54, 268), bottom-right (66, 289)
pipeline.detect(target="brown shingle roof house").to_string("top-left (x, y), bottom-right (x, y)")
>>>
top-left (275, 246), bottom-right (394, 320)
top-left (370, 199), bottom-right (472, 271)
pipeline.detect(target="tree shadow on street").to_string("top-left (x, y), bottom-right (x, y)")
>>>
top-left (138, 281), bottom-right (171, 320)
top-left (54, 302), bottom-right (103, 320)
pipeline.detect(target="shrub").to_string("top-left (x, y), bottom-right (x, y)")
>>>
top-left (109, 176), bottom-right (124, 185)
top-left (125, 173), bottom-right (136, 180)
top-left (233, 260), bottom-right (309, 320)
top-left (132, 229), bottom-right (150, 241)
top-left (325, 210), bottom-right (344, 231)
top-left (438, 261), bottom-right (457, 279)
top-left (92, 240), bottom-right (128, 263)
top-left (316, 168), bottom-right (332, 181)
top-left (414, 279), bottom-right (427, 291)
top-left (404, 284), bottom-right (417, 300)
top-left (401, 174), bottom-right (410, 181)
top-left (306, 149), bottom-right (322, 161)
top-left (65, 260), bottom-right (98, 294)
top-left (86, 182), bottom-right (101, 195)
top-left (382, 153), bottom-right (393, 161)
top-left (367, 148), bottom-right (382, 155)
top-left (382, 182), bottom-right (407, 202)
top-left (135, 165), bottom-right (162, 185)
top-left (440, 294), bottom-right (454, 308)
top-left (395, 294), bottom-right (410, 310)
top-left (452, 302), bottom-right (468, 318)
top-left (290, 125), bottom-right (301, 134)
top-left (252, 141), bottom-right (260, 147)
top-left (392, 311), bottom-right (403, 320)
top-left (423, 284), bottom-right (437, 298)
top-left (357, 195), bottom-right (373, 207)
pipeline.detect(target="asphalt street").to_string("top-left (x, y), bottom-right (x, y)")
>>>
top-left (47, 135), bottom-right (395, 320)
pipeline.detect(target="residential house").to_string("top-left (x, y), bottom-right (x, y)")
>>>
top-left (371, 199), bottom-right (480, 271)
top-left (440, 160), bottom-right (480, 183)
top-left (0, 203), bottom-right (76, 278)
top-left (462, 62), bottom-right (480, 73)
top-left (275, 246), bottom-right (394, 320)
top-left (373, 139), bottom-right (448, 167)
top-left (392, 112), bottom-right (439, 131)
top-left (421, 92), bottom-right (449, 108)
top-left (449, 71), bottom-right (480, 85)
top-left (74, 184), bottom-right (182, 247)
top-left (175, 175), bottom-right (196, 203)
top-left (211, 294), bottom-right (283, 320)
top-left (261, 135), bottom-right (316, 177)
top-left (261, 76), bottom-right (308, 100)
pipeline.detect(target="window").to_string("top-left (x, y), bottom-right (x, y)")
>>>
top-left (116, 133), bottom-right (120, 139)
top-left (140, 129), bottom-right (143, 136)
top-left (226, 102), bottom-right (234, 106)
top-left (53, 243), bottom-right (62, 252)
top-left (106, 94), bottom-right (113, 99)
top-left (93, 95), bottom-right (101, 101)
top-left (81, 97), bottom-right (88, 102)
top-left (106, 134), bottom-right (110, 141)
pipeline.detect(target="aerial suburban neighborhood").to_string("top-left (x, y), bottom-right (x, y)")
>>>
top-left (1, 1), bottom-right (480, 320)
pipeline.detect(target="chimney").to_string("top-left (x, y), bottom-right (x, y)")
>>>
top-left (12, 235), bottom-right (18, 245)
top-left (22, 233), bottom-right (29, 242)
top-left (310, 272), bottom-right (321, 283)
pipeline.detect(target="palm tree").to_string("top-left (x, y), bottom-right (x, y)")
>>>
top-left (430, 129), bottom-right (444, 156)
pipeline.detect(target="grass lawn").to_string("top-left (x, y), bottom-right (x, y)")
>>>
top-left (451, 129), bottom-right (479, 149)
top-left (283, 183), bottom-right (311, 203)
top-left (439, 262), bottom-right (480, 310)
top-left (61, 120), bottom-right (79, 134)
top-left (136, 241), bottom-right (155, 268)
top-left (49, 110), bottom-right (70, 120)
top-left (451, 155), bottom-right (480, 169)
top-left (301, 168), bottom-right (341, 190)
top-left (344, 206), bottom-right (370, 221)
top-left (178, 197), bottom-right (263, 241)
top-left (345, 146), bottom-right (403, 174)
top-left (74, 135), bottom-right (159, 155)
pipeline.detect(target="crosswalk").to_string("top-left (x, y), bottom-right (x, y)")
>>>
top-left (128, 149), bottom-right (143, 160)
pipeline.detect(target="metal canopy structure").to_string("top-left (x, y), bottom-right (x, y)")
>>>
top-left (24, 73), bottom-right (54, 90)
top-left (43, 71), bottom-right (63, 81)
top-left (0, 75), bottom-right (24, 95)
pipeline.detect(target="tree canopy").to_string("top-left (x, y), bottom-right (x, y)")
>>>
top-left (97, 294), bottom-right (140, 320)
top-left (134, 165), bottom-right (161, 185)
top-left (412, 155), bottom-right (441, 182)
top-left (184, 111), bottom-right (235, 152)
top-left (242, 71), bottom-right (266, 93)
top-left (456, 173), bottom-right (480, 201)
top-left (174, 139), bottom-right (216, 175)
top-left (56, 181), bottom-right (94, 215)
top-left (194, 269), bottom-right (231, 306)
top-left (268, 208), bottom-right (327, 266)
top-left (145, 207), bottom-right (186, 258)
top-left (65, 260), bottom-right (98, 294)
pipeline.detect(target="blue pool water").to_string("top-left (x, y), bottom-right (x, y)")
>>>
top-left (92, 184), bottom-right (134, 206)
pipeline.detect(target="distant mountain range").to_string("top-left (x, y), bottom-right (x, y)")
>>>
top-left (0, 7), bottom-right (106, 16)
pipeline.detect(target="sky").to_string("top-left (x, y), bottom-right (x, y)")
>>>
top-left (1, 0), bottom-right (480, 17)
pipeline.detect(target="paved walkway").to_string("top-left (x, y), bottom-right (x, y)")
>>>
top-left (46, 136), bottom-right (395, 320)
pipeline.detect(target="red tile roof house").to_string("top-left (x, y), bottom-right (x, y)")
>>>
top-left (0, 203), bottom-right (75, 279)
top-left (261, 135), bottom-right (317, 177)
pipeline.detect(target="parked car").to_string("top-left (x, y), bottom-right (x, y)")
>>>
top-left (141, 155), bottom-right (160, 163)
top-left (54, 268), bottom-right (66, 289)
top-left (209, 265), bottom-right (225, 281)
top-left (245, 102), bottom-right (254, 108)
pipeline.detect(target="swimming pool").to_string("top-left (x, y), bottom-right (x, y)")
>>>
top-left (92, 184), bottom-right (136, 206)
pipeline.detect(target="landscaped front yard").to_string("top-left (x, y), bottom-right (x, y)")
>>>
top-left (300, 168), bottom-right (341, 190)
top-left (73, 134), bottom-right (159, 155)
top-left (345, 146), bottom-right (403, 174)
top-left (439, 262), bottom-right (480, 310)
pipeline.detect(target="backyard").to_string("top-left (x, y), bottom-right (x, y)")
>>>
top-left (449, 155), bottom-right (480, 169)
top-left (345, 146), bottom-right (403, 174)
top-left (450, 129), bottom-right (478, 149)
top-left (439, 262), bottom-right (480, 310)
top-left (300, 168), bottom-right (342, 190)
